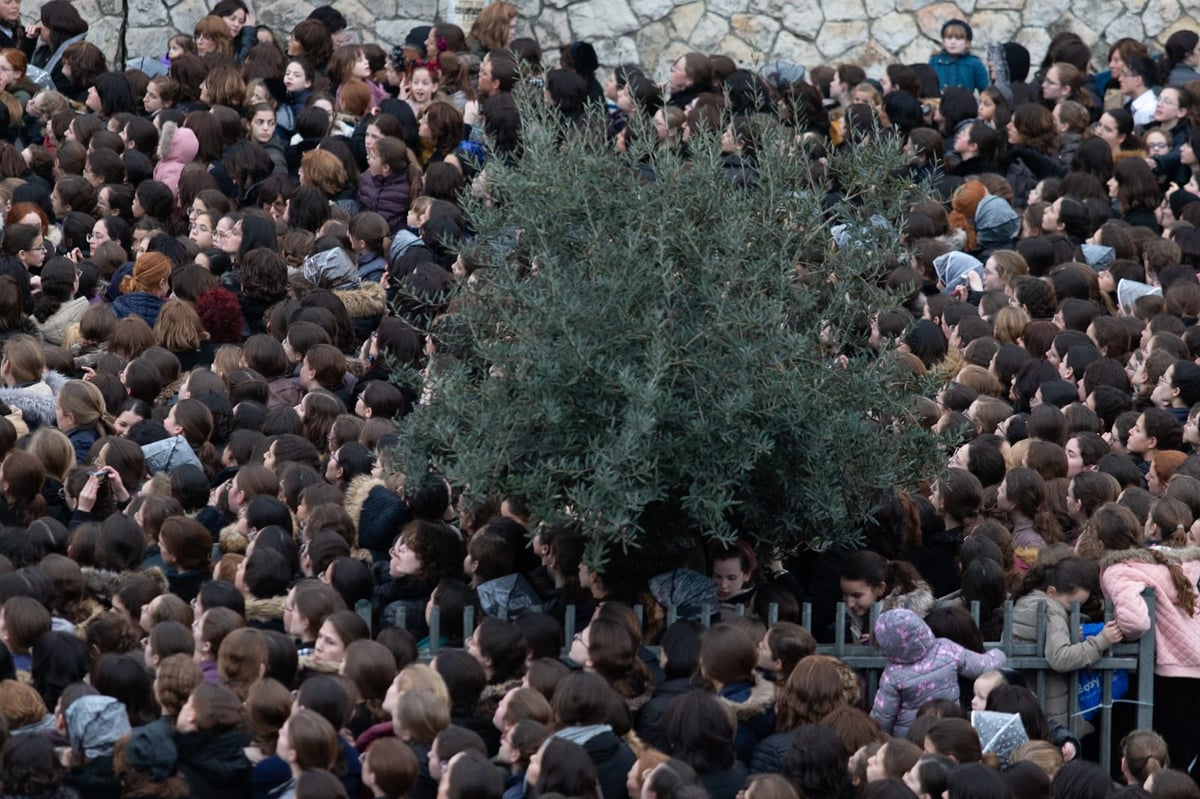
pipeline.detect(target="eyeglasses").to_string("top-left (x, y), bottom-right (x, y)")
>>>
top-left (214, 227), bottom-right (238, 240)
top-left (1148, 141), bottom-right (1171, 152)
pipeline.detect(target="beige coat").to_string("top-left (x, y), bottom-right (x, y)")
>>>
top-left (1011, 589), bottom-right (1111, 727)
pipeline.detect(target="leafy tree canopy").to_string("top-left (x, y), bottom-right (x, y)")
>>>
top-left (393, 94), bottom-right (945, 568)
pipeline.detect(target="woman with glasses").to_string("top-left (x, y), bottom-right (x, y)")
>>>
top-left (1040, 63), bottom-right (1095, 120)
top-left (87, 215), bottom-right (132, 256)
top-left (1147, 87), bottom-right (1195, 190)
top-left (0, 222), bottom-right (44, 308)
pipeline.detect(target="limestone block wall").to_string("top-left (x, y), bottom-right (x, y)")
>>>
top-left (102, 0), bottom-right (1200, 84)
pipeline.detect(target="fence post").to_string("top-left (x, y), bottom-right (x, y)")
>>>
top-left (1136, 588), bottom-right (1156, 732)
top-left (1067, 600), bottom-right (1082, 742)
top-left (563, 605), bottom-right (576, 657)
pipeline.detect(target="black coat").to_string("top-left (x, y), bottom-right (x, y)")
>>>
top-left (904, 526), bottom-right (963, 598)
top-left (699, 764), bottom-right (748, 799)
top-left (176, 727), bottom-right (252, 799)
top-left (409, 741), bottom-right (438, 799)
top-left (63, 755), bottom-right (119, 799)
top-left (580, 730), bottom-right (636, 799)
top-left (636, 679), bottom-right (695, 751)
top-left (749, 731), bottom-right (789, 775)
top-left (167, 569), bottom-right (206, 604)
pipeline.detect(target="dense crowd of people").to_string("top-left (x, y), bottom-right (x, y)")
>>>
top-left (0, 1), bottom-right (1190, 799)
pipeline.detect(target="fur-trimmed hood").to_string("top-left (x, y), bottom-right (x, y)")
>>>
top-left (245, 594), bottom-right (286, 624)
top-left (1099, 544), bottom-right (1200, 678)
top-left (344, 475), bottom-right (410, 553)
top-left (336, 280), bottom-right (386, 319)
top-left (716, 673), bottom-right (776, 720)
top-left (156, 121), bottom-right (198, 166)
top-left (344, 475), bottom-right (384, 525)
top-left (882, 582), bottom-right (937, 620)
top-left (298, 654), bottom-right (342, 674)
top-left (936, 227), bottom-right (969, 252)
top-left (1114, 149), bottom-right (1150, 165)
top-left (219, 523), bottom-right (247, 555)
top-left (82, 565), bottom-right (170, 607)
top-left (1100, 545), bottom-right (1200, 570)
top-left (0, 370), bottom-right (69, 429)
top-left (624, 679), bottom-right (654, 713)
top-left (153, 122), bottom-right (199, 197)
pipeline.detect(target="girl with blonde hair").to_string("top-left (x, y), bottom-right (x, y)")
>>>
top-left (55, 379), bottom-right (114, 463)
top-left (28, 426), bottom-right (75, 483)
top-left (993, 306), bottom-right (1031, 346)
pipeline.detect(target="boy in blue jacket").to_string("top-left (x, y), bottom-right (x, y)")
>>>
top-left (930, 19), bottom-right (989, 93)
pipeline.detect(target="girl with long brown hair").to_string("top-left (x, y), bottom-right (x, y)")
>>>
top-left (1096, 501), bottom-right (1200, 781)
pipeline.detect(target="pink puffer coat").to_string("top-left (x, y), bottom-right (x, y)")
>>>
top-left (1101, 546), bottom-right (1200, 678)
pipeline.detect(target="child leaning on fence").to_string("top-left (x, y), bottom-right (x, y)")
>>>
top-left (869, 608), bottom-right (1006, 738)
top-left (1010, 550), bottom-right (1122, 730)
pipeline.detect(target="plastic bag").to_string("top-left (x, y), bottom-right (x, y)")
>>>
top-left (1076, 622), bottom-right (1129, 721)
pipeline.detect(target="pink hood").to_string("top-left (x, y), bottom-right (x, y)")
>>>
top-left (1101, 546), bottom-right (1200, 678)
top-left (153, 122), bottom-right (199, 197)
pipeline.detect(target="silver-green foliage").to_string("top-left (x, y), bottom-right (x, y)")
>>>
top-left (394, 95), bottom-right (943, 565)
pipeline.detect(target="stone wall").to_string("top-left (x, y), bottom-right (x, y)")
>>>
top-left (98, 0), bottom-right (1200, 83)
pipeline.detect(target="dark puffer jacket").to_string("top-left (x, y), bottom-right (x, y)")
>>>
top-left (358, 170), bottom-right (413, 233)
top-left (635, 677), bottom-right (695, 750)
top-left (176, 726), bottom-right (252, 799)
top-left (579, 729), bottom-right (636, 799)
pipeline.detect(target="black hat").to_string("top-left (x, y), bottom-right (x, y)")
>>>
top-left (1002, 42), bottom-right (1030, 82)
top-left (941, 18), bottom-right (973, 41)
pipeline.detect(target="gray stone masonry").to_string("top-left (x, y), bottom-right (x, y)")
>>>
top-left (98, 0), bottom-right (1199, 85)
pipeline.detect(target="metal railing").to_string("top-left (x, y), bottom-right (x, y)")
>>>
top-left (382, 588), bottom-right (1156, 774)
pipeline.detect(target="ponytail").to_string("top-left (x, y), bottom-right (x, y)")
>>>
top-left (437, 51), bottom-right (474, 101)
top-left (97, 411), bottom-right (115, 438)
top-left (1152, 549), bottom-right (1197, 616)
top-left (1122, 730), bottom-right (1169, 783)
top-left (198, 441), bottom-right (221, 480)
top-left (842, 550), bottom-right (924, 598)
top-left (1017, 553), bottom-right (1097, 600)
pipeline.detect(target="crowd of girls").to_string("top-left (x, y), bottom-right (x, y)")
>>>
top-left (0, 0), bottom-right (1188, 798)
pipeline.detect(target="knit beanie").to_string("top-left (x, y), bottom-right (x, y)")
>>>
top-left (941, 18), bottom-right (973, 41)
